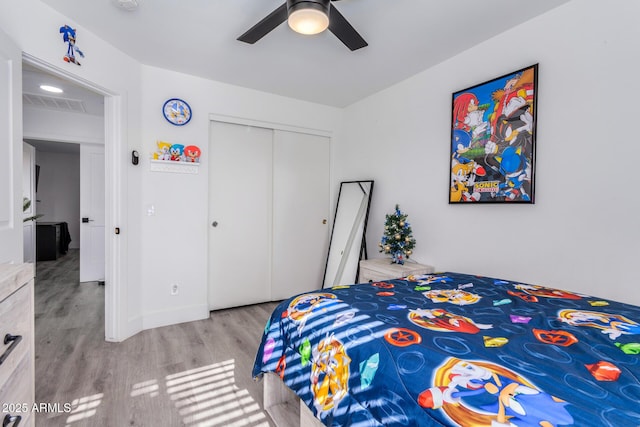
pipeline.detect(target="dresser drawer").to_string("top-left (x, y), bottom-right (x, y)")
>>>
top-left (360, 269), bottom-right (400, 283)
top-left (0, 284), bottom-right (32, 389)
top-left (0, 265), bottom-right (34, 427)
top-left (0, 352), bottom-right (33, 426)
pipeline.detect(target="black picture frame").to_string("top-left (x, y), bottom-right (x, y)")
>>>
top-left (450, 64), bottom-right (538, 204)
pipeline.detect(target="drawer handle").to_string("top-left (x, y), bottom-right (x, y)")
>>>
top-left (3, 414), bottom-right (22, 427)
top-left (0, 334), bottom-right (22, 365)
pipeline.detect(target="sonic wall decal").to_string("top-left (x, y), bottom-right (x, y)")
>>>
top-left (59, 25), bottom-right (84, 66)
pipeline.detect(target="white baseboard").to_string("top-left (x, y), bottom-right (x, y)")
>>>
top-left (141, 303), bottom-right (209, 330)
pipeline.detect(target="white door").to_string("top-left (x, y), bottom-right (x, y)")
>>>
top-left (80, 144), bottom-right (105, 282)
top-left (22, 143), bottom-right (37, 263)
top-left (272, 130), bottom-right (330, 299)
top-left (208, 121), bottom-right (273, 310)
top-left (0, 29), bottom-right (23, 263)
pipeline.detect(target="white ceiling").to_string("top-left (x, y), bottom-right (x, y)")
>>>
top-left (38, 0), bottom-right (569, 108)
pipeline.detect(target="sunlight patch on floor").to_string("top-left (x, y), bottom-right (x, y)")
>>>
top-left (165, 359), bottom-right (270, 427)
top-left (63, 360), bottom-right (270, 426)
top-left (131, 379), bottom-right (160, 397)
top-left (64, 393), bottom-right (103, 425)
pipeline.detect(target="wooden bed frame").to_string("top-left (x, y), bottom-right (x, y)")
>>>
top-left (263, 373), bottom-right (323, 427)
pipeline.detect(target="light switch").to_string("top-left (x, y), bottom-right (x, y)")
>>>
top-left (147, 205), bottom-right (155, 216)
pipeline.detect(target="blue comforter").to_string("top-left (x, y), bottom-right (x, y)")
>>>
top-left (252, 272), bottom-right (640, 426)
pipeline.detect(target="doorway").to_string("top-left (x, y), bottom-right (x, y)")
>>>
top-left (20, 55), bottom-right (124, 341)
top-left (22, 140), bottom-right (80, 262)
top-left (22, 62), bottom-right (106, 283)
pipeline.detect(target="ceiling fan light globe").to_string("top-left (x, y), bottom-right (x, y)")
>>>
top-left (288, 8), bottom-right (329, 35)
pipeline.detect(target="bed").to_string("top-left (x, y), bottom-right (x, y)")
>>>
top-left (252, 271), bottom-right (640, 426)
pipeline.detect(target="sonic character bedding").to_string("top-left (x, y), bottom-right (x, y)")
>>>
top-left (252, 272), bottom-right (640, 427)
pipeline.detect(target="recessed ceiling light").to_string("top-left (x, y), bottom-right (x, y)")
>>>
top-left (40, 85), bottom-right (63, 94)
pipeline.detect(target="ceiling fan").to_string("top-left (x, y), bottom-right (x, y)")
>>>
top-left (238, 0), bottom-right (368, 51)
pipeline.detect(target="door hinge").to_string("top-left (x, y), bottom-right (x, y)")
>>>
top-left (115, 227), bottom-right (120, 235)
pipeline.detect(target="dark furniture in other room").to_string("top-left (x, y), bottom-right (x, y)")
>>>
top-left (36, 222), bottom-right (71, 261)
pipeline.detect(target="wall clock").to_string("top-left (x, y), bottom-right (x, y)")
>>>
top-left (162, 98), bottom-right (192, 126)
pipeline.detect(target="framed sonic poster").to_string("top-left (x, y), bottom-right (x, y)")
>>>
top-left (450, 64), bottom-right (538, 204)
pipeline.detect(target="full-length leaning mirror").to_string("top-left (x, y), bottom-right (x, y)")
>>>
top-left (322, 180), bottom-right (374, 289)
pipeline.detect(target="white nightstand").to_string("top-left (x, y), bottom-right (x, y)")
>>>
top-left (359, 258), bottom-right (434, 283)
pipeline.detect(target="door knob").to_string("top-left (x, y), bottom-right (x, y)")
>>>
top-left (212, 221), bottom-right (218, 227)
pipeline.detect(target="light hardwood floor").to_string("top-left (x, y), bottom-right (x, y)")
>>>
top-left (34, 249), bottom-right (279, 427)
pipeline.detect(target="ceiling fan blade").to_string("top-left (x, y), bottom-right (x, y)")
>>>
top-left (237, 3), bottom-right (288, 44)
top-left (328, 3), bottom-right (367, 51)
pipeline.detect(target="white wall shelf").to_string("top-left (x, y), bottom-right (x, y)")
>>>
top-left (149, 160), bottom-right (199, 174)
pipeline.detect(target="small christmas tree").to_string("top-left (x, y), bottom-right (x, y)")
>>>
top-left (378, 204), bottom-right (416, 265)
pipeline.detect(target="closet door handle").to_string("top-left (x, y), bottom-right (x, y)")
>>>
top-left (3, 414), bottom-right (22, 427)
top-left (0, 334), bottom-right (22, 365)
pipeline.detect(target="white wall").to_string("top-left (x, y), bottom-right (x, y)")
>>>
top-left (35, 150), bottom-right (80, 249)
top-left (336, 0), bottom-right (640, 305)
top-left (138, 65), bottom-right (341, 329)
top-left (23, 107), bottom-right (104, 144)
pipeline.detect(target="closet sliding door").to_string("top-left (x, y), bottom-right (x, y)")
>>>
top-left (208, 121), bottom-right (330, 310)
top-left (271, 130), bottom-right (329, 299)
top-left (208, 121), bottom-right (273, 310)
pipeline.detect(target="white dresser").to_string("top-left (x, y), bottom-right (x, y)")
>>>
top-left (359, 258), bottom-right (434, 283)
top-left (0, 264), bottom-right (35, 427)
